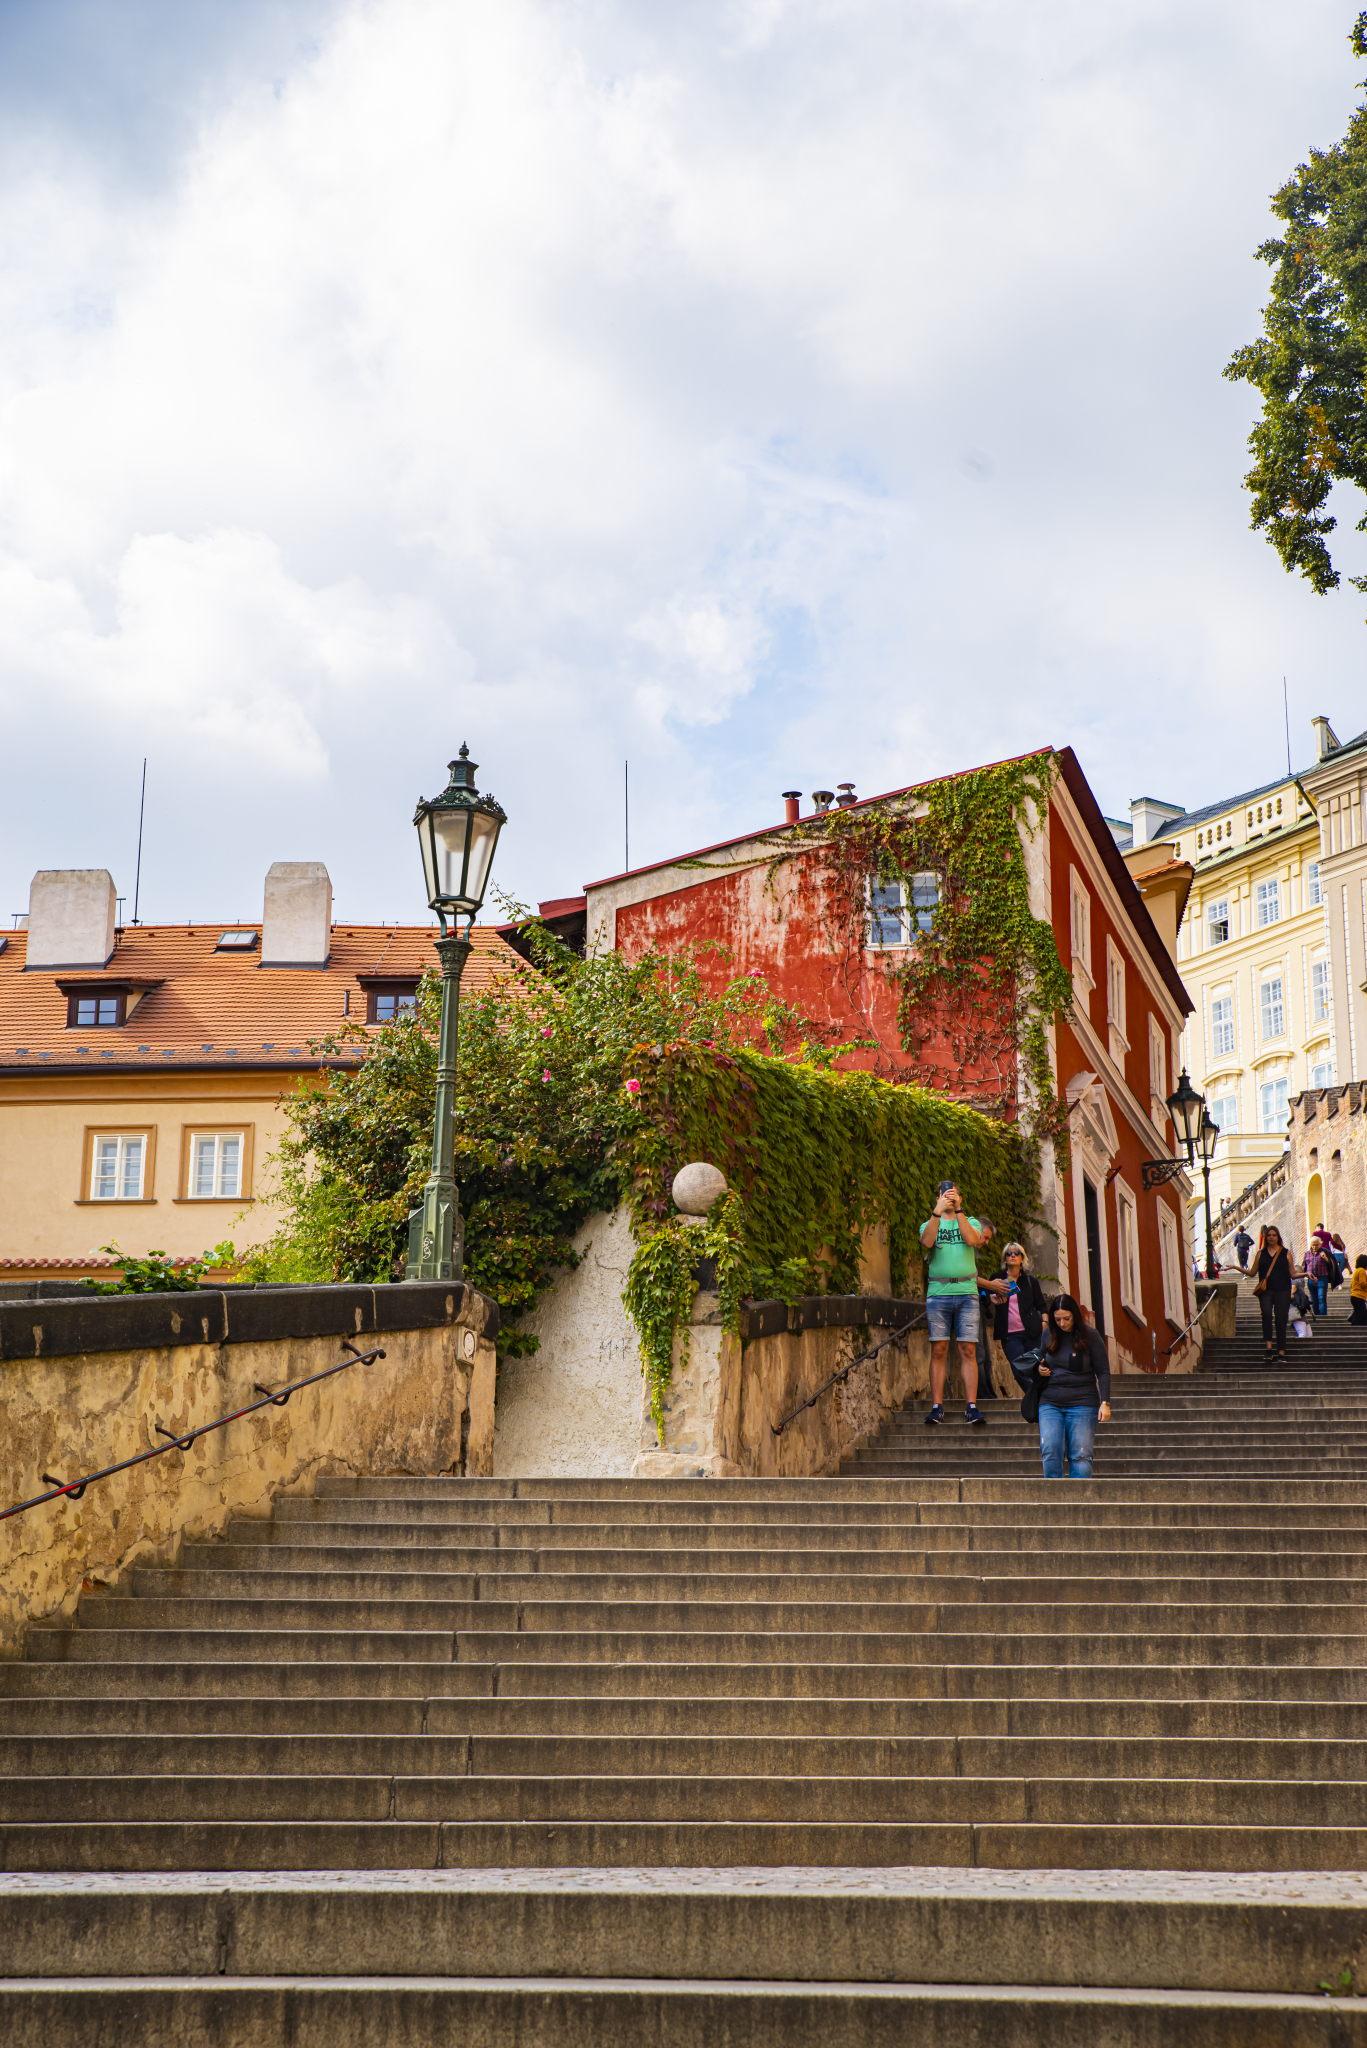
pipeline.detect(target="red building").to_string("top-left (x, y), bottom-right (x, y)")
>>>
top-left (525, 747), bottom-right (1199, 1375)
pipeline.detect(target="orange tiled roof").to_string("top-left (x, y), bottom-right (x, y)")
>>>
top-left (0, 923), bottom-right (527, 1075)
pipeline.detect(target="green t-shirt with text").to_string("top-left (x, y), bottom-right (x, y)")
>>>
top-left (922, 1215), bottom-right (982, 1296)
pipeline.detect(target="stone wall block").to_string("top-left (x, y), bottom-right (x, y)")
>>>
top-left (1, 1298), bottom-right (496, 1657)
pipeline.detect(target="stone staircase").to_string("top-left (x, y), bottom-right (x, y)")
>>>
top-left (6, 1439), bottom-right (1367, 2036)
top-left (844, 1274), bottom-right (1367, 1478)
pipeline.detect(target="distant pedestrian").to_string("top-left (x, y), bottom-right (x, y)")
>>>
top-left (1030, 1295), bottom-right (1111, 1479)
top-left (1351, 1256), bottom-right (1367, 1328)
top-left (1233, 1227), bottom-right (1253, 1273)
top-left (1332, 1233), bottom-right (1349, 1285)
top-left (1307, 1240), bottom-right (1334, 1319)
top-left (920, 1179), bottom-right (988, 1427)
top-left (984, 1241), bottom-right (1048, 1387)
top-left (1253, 1225), bottom-right (1296, 1362)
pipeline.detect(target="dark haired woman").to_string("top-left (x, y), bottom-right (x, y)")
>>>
top-left (1033, 1295), bottom-right (1110, 1479)
top-left (985, 1240), bottom-right (1048, 1386)
top-left (1253, 1225), bottom-right (1296, 1363)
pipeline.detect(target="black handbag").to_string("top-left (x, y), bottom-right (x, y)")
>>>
top-left (1014, 1346), bottom-right (1045, 1423)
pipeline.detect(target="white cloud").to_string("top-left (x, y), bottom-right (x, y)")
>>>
top-left (0, 0), bottom-right (1363, 919)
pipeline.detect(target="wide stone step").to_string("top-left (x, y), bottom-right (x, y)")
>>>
top-left (118, 1569), bottom-right (1367, 1604)
top-left (43, 1597), bottom-right (1367, 1641)
top-left (6, 1730), bottom-right (1367, 1782)
top-left (6, 1693), bottom-right (1367, 1739)
top-left (181, 1538), bottom-right (1367, 1574)
top-left (6, 1769), bottom-right (1367, 1827)
top-left (10, 1657), bottom-right (1367, 1700)
top-left (3, 1867), bottom-right (1365, 1994)
top-left (7, 1815), bottom-right (1367, 1876)
top-left (0, 1973), bottom-right (1357, 2044)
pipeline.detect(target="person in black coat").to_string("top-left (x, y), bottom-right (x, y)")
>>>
top-left (1030, 1294), bottom-right (1111, 1478)
top-left (983, 1242), bottom-right (1049, 1387)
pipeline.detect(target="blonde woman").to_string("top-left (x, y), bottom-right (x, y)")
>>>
top-left (985, 1241), bottom-right (1048, 1386)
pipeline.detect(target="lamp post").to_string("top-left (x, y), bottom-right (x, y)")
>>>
top-left (405, 746), bottom-right (506, 1282)
top-left (1165, 1068), bottom-right (1205, 1158)
top-left (1197, 1107), bottom-right (1221, 1280)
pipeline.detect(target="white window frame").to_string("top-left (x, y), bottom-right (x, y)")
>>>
top-left (1255, 877), bottom-right (1280, 928)
top-left (1106, 936), bottom-right (1128, 1053)
top-left (90, 1134), bottom-right (146, 1201)
top-left (1210, 992), bottom-right (1235, 1057)
top-left (1310, 1058), bottom-right (1335, 1089)
top-left (1307, 861), bottom-right (1323, 908)
top-left (1114, 1176), bottom-right (1142, 1320)
top-left (1070, 868), bottom-right (1092, 975)
top-left (1259, 1073), bottom-right (1289, 1134)
top-left (1148, 1014), bottom-right (1167, 1098)
top-left (1311, 957), bottom-right (1330, 1024)
top-left (188, 1132), bottom-right (243, 1200)
top-left (1259, 974), bottom-right (1285, 1041)
top-left (1207, 1092), bottom-right (1238, 1134)
top-left (1158, 1203), bottom-right (1182, 1325)
top-left (1206, 896), bottom-right (1230, 946)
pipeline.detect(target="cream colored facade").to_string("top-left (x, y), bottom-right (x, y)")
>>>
top-left (0, 1069), bottom-right (299, 1273)
top-left (1298, 721), bottom-right (1367, 1087)
top-left (1137, 772), bottom-right (1332, 1231)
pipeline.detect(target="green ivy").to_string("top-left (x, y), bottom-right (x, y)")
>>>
top-left (90, 1239), bottom-right (237, 1295)
top-left (617, 1040), bottom-right (1031, 1439)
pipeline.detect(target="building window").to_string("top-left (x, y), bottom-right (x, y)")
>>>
top-left (1106, 941), bottom-right (1126, 1040)
top-left (1070, 871), bottom-right (1091, 972)
top-left (91, 1135), bottom-right (145, 1200)
top-left (1255, 878), bottom-right (1280, 927)
top-left (1115, 1181), bottom-right (1142, 1317)
top-left (366, 985), bottom-right (419, 1023)
top-left (1211, 994), bottom-right (1235, 1056)
top-left (1158, 1204), bottom-right (1182, 1324)
top-left (1311, 957), bottom-right (1330, 1023)
top-left (1148, 1014), bottom-right (1167, 1101)
top-left (1207, 1092), bottom-right (1238, 1133)
top-left (190, 1133), bottom-right (242, 1199)
top-left (67, 992), bottom-right (125, 1028)
top-left (1259, 1075), bottom-right (1289, 1133)
top-left (1307, 861), bottom-right (1322, 907)
top-left (1310, 1059), bottom-right (1334, 1088)
top-left (1259, 975), bottom-right (1285, 1039)
top-left (215, 930), bottom-right (259, 952)
top-left (1207, 898), bottom-right (1229, 945)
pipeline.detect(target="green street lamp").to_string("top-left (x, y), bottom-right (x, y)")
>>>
top-left (405, 746), bottom-right (506, 1282)
top-left (1197, 1107), bottom-right (1221, 1281)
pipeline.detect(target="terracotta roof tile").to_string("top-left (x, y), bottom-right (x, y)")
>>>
top-left (0, 923), bottom-right (526, 1075)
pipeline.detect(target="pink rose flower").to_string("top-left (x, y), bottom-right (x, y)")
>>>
top-left (542, 1070), bottom-right (552, 1083)
top-left (542, 1024), bottom-right (553, 1036)
top-left (625, 1077), bottom-right (641, 1094)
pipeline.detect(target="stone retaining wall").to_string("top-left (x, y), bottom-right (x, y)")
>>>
top-left (0, 1280), bottom-right (497, 1657)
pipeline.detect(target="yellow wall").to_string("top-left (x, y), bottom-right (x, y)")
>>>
top-left (0, 1069), bottom-right (309, 1266)
top-left (1169, 779), bottom-right (1332, 1220)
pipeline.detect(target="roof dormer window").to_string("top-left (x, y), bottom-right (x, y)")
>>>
top-left (68, 992), bottom-right (125, 1028)
top-left (216, 930), bottom-right (259, 951)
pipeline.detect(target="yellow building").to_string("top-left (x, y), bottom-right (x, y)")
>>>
top-left (1108, 744), bottom-right (1334, 1243)
top-left (0, 864), bottom-right (520, 1282)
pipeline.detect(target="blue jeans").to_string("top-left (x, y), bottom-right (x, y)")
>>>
top-left (926, 1294), bottom-right (980, 1345)
top-left (1313, 1278), bottom-right (1329, 1317)
top-left (1038, 1403), bottom-right (1097, 1478)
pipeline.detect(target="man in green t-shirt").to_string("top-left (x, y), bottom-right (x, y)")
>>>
top-left (920, 1178), bottom-right (987, 1427)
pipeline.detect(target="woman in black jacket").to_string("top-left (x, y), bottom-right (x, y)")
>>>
top-left (1032, 1294), bottom-right (1110, 1478)
top-left (1252, 1225), bottom-right (1297, 1363)
top-left (984, 1242), bottom-right (1048, 1386)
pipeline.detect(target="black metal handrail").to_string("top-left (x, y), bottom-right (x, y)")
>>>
top-left (772, 1312), bottom-right (925, 1437)
top-left (0, 1340), bottom-right (386, 1524)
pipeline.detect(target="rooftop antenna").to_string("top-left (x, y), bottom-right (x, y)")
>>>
top-left (1283, 678), bottom-right (1292, 778)
top-left (624, 759), bottom-right (630, 872)
top-left (132, 758), bottom-right (147, 925)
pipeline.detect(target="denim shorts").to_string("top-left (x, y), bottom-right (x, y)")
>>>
top-left (926, 1294), bottom-right (980, 1345)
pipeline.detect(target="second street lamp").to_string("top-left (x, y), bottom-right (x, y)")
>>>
top-left (1198, 1107), bottom-right (1221, 1280)
top-left (405, 745), bottom-right (506, 1282)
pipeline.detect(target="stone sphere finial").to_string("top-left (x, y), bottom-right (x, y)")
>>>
top-left (671, 1161), bottom-right (727, 1217)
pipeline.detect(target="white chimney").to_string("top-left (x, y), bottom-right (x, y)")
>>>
top-left (25, 870), bottom-right (116, 968)
top-left (1312, 715), bottom-right (1341, 762)
top-left (1128, 796), bottom-right (1185, 850)
top-left (261, 862), bottom-right (332, 967)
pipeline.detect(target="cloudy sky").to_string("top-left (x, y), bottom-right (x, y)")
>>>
top-left (1, 0), bottom-right (1363, 929)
